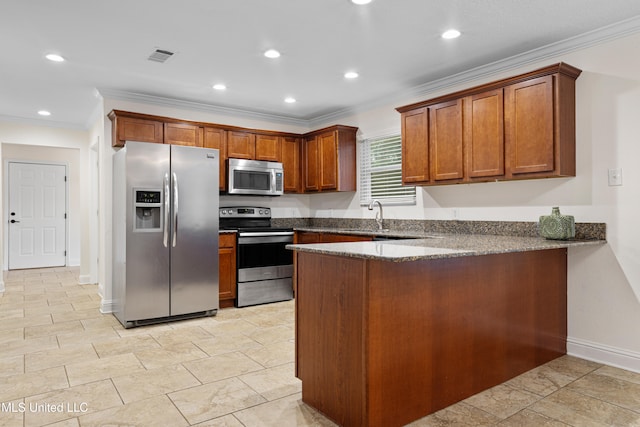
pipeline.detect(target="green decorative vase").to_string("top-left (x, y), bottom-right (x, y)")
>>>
top-left (539, 207), bottom-right (575, 240)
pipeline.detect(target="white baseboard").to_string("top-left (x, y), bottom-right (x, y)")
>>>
top-left (567, 337), bottom-right (640, 374)
top-left (0, 279), bottom-right (4, 293)
top-left (68, 258), bottom-right (80, 267)
top-left (78, 274), bottom-right (92, 285)
top-left (100, 299), bottom-right (116, 314)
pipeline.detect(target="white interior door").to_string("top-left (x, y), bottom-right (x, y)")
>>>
top-left (8, 162), bottom-right (67, 270)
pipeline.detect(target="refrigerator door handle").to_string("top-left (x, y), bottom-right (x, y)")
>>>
top-left (172, 172), bottom-right (178, 247)
top-left (163, 172), bottom-right (170, 247)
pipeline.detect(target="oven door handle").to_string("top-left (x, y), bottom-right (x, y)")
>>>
top-left (238, 231), bottom-right (294, 238)
top-left (238, 234), bottom-right (294, 245)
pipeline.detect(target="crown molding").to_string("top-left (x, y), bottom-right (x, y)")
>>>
top-left (95, 15), bottom-right (640, 130)
top-left (98, 88), bottom-right (311, 128)
top-left (0, 114), bottom-right (87, 131)
top-left (309, 14), bottom-right (640, 127)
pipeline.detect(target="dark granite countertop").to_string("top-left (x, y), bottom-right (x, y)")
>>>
top-left (288, 227), bottom-right (606, 262)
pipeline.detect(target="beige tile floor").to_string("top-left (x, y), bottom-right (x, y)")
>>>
top-left (1, 267), bottom-right (640, 426)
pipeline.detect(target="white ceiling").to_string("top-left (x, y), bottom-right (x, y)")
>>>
top-left (2, 0), bottom-right (640, 129)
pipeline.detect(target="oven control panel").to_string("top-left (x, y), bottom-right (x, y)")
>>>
top-left (219, 206), bottom-right (271, 218)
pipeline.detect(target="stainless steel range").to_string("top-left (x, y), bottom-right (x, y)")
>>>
top-left (219, 206), bottom-right (294, 307)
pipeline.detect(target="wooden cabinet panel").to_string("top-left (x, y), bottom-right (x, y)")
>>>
top-left (401, 107), bottom-right (429, 184)
top-left (295, 231), bottom-right (374, 244)
top-left (203, 127), bottom-right (227, 190)
top-left (281, 136), bottom-right (302, 193)
top-left (429, 99), bottom-right (463, 182)
top-left (295, 248), bottom-right (567, 426)
top-left (318, 131), bottom-right (338, 190)
top-left (227, 131), bottom-right (255, 159)
top-left (218, 233), bottom-right (236, 308)
top-left (465, 90), bottom-right (504, 179)
top-left (505, 75), bottom-right (554, 176)
top-left (255, 134), bottom-right (281, 162)
top-left (303, 136), bottom-right (320, 192)
top-left (164, 122), bottom-right (202, 147)
top-left (113, 115), bottom-right (164, 147)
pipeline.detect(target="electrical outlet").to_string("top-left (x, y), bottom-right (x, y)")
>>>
top-left (608, 168), bottom-right (623, 186)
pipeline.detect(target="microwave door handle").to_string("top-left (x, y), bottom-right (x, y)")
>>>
top-left (172, 172), bottom-right (178, 247)
top-left (272, 170), bottom-right (277, 193)
top-left (163, 173), bottom-right (170, 247)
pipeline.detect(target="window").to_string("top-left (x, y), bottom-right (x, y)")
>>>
top-left (359, 134), bottom-right (416, 206)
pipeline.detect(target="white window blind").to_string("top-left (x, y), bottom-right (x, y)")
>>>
top-left (359, 134), bottom-right (416, 206)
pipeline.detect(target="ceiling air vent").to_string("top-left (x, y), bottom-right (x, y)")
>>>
top-left (148, 49), bottom-right (175, 63)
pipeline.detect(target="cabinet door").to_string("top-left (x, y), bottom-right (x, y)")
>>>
top-left (318, 131), bottom-right (338, 190)
top-left (465, 90), bottom-right (505, 179)
top-left (116, 117), bottom-right (164, 146)
top-left (429, 99), bottom-right (463, 182)
top-left (295, 231), bottom-right (321, 244)
top-left (203, 127), bottom-right (227, 191)
top-left (164, 123), bottom-right (202, 147)
top-left (321, 233), bottom-right (373, 243)
top-left (401, 108), bottom-right (429, 184)
top-left (218, 234), bottom-right (237, 307)
top-left (227, 131), bottom-right (256, 159)
top-left (303, 136), bottom-right (320, 192)
top-left (255, 134), bottom-right (281, 162)
top-left (281, 136), bottom-right (302, 193)
top-left (505, 75), bottom-right (554, 176)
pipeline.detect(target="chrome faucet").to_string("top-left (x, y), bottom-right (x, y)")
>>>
top-left (368, 199), bottom-right (384, 230)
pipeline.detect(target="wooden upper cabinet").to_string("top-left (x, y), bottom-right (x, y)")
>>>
top-left (318, 131), bottom-right (338, 190)
top-left (302, 126), bottom-right (357, 193)
top-left (164, 122), bottom-right (202, 147)
top-left (303, 136), bottom-right (320, 192)
top-left (505, 76), bottom-right (555, 177)
top-left (396, 62), bottom-right (581, 186)
top-left (203, 127), bottom-right (227, 190)
top-left (226, 131), bottom-right (255, 159)
top-left (255, 134), bottom-right (281, 162)
top-left (465, 89), bottom-right (504, 179)
top-left (218, 233), bottom-right (237, 308)
top-left (401, 107), bottom-right (429, 184)
top-left (107, 110), bottom-right (359, 194)
top-left (109, 111), bottom-right (163, 147)
top-left (429, 99), bottom-right (464, 182)
top-left (281, 136), bottom-right (302, 193)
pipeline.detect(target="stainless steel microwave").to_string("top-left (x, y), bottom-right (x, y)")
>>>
top-left (227, 158), bottom-right (284, 196)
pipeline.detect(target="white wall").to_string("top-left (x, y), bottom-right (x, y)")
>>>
top-left (0, 122), bottom-right (92, 285)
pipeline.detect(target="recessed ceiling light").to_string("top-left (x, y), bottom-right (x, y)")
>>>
top-left (441, 29), bottom-right (461, 39)
top-left (212, 84), bottom-right (227, 91)
top-left (38, 110), bottom-right (51, 116)
top-left (284, 97), bottom-right (296, 104)
top-left (264, 49), bottom-right (281, 59)
top-left (45, 54), bottom-right (65, 62)
top-left (344, 71), bottom-right (359, 79)
top-left (351, 0), bottom-right (372, 4)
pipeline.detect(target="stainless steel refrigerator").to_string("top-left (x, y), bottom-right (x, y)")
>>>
top-left (112, 141), bottom-right (219, 328)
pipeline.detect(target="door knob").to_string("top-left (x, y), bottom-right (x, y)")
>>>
top-left (10, 219), bottom-right (20, 223)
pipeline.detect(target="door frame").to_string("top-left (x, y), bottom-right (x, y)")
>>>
top-left (3, 159), bottom-right (70, 270)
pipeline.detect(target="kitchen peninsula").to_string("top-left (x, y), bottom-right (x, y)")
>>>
top-left (288, 230), bottom-right (604, 427)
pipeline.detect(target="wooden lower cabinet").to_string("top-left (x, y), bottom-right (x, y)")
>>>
top-left (294, 231), bottom-right (373, 244)
top-left (295, 249), bottom-right (567, 426)
top-left (218, 233), bottom-right (236, 308)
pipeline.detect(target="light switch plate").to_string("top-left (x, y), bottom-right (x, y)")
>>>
top-left (608, 168), bottom-right (623, 186)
